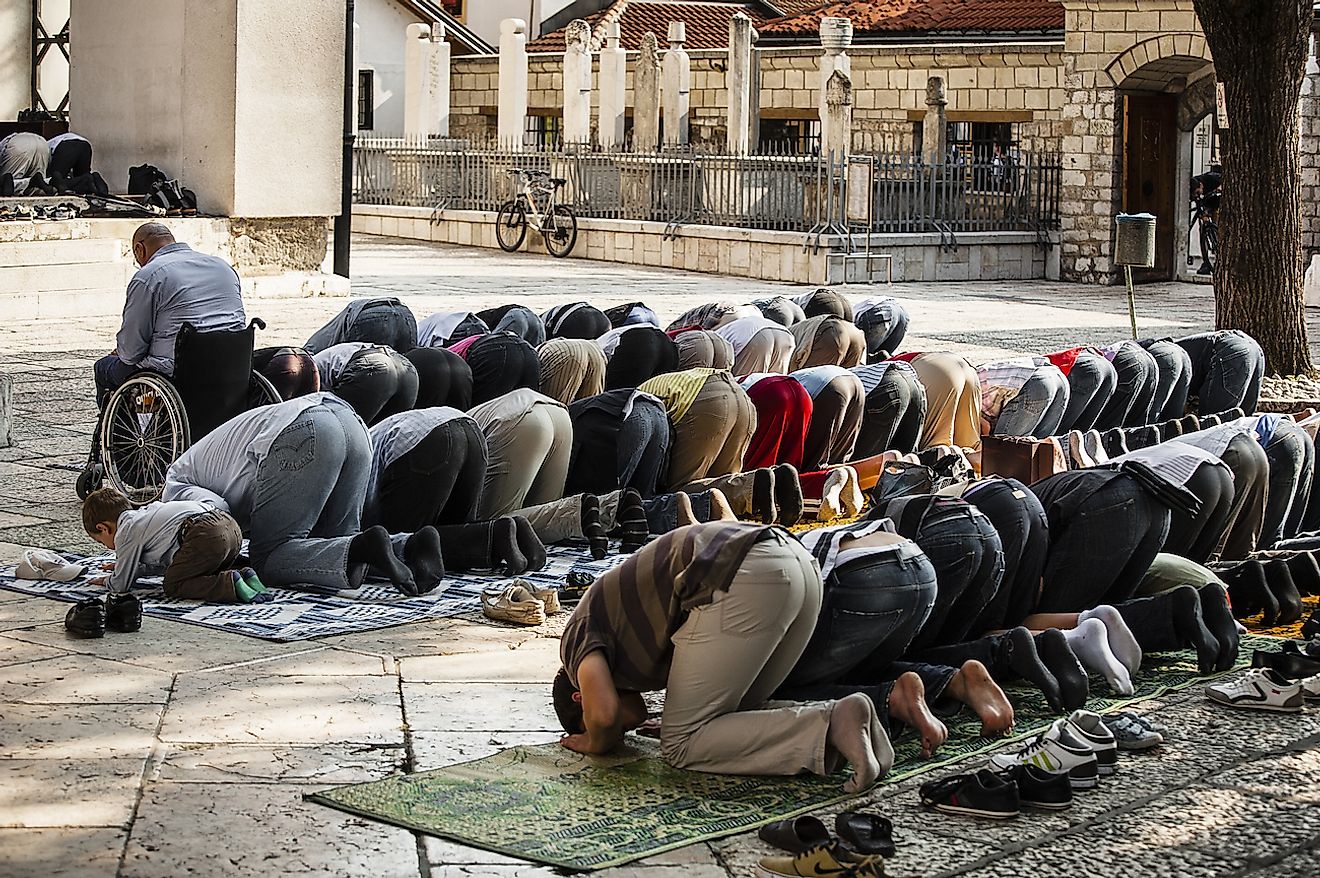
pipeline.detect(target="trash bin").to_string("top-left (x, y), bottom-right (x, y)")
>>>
top-left (1115, 213), bottom-right (1157, 268)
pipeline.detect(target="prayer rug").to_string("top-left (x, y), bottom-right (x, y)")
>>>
top-left (308, 635), bottom-right (1279, 871)
top-left (0, 544), bottom-right (625, 642)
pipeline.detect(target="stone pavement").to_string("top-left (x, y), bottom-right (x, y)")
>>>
top-left (1, 236), bottom-right (1318, 878)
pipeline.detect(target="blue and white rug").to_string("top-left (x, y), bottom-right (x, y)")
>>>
top-left (0, 543), bottom-right (627, 642)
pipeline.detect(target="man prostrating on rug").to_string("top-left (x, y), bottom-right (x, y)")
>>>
top-left (553, 521), bottom-right (933, 793)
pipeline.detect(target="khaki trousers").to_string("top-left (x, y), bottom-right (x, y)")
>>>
top-left (733, 328), bottom-right (795, 375)
top-left (663, 372), bottom-right (757, 489)
top-left (910, 353), bottom-right (983, 451)
top-left (511, 490), bottom-right (621, 544)
top-left (163, 511), bottom-right (244, 602)
top-left (790, 320), bottom-right (867, 371)
top-left (537, 339), bottom-right (606, 405)
top-left (660, 535), bottom-right (872, 777)
top-left (473, 393), bottom-right (573, 518)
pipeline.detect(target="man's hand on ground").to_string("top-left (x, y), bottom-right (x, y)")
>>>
top-left (88, 576), bottom-right (108, 587)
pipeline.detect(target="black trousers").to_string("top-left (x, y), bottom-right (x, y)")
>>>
top-left (1163, 460), bottom-right (1235, 564)
top-left (466, 332), bottom-right (541, 405)
top-left (346, 300), bottom-right (419, 352)
top-left (853, 368), bottom-right (927, 458)
top-left (1177, 330), bottom-right (1265, 416)
top-left (604, 328), bottom-right (680, 390)
top-left (332, 348), bottom-right (419, 425)
top-left (405, 347), bottom-right (473, 410)
top-left (963, 478), bottom-right (1050, 631)
top-left (476, 305), bottom-right (546, 347)
top-left (253, 346), bottom-right (319, 400)
top-left (1095, 344), bottom-right (1158, 429)
top-left (49, 139), bottom-right (92, 177)
top-left (545, 303), bottom-right (611, 339)
top-left (567, 391), bottom-right (671, 498)
top-left (372, 419), bottom-right (487, 531)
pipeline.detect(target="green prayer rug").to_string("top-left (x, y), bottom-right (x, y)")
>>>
top-left (307, 635), bottom-right (1277, 871)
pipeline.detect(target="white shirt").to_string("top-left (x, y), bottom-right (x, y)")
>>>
top-left (48, 132), bottom-right (88, 150)
top-left (1109, 442), bottom-right (1227, 487)
top-left (163, 393), bottom-right (357, 527)
top-left (714, 316), bottom-right (791, 354)
top-left (596, 324), bottom-right (647, 358)
top-left (313, 342), bottom-right (380, 386)
top-left (791, 365), bottom-right (856, 398)
top-left (108, 500), bottom-right (218, 594)
top-left (418, 311), bottom-right (477, 347)
top-left (1174, 416), bottom-right (1264, 458)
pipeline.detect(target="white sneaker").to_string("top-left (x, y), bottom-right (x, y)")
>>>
top-left (1063, 710), bottom-right (1118, 776)
top-left (1298, 672), bottom-right (1320, 702)
top-left (1205, 668), bottom-right (1304, 713)
top-left (988, 719), bottom-right (1100, 790)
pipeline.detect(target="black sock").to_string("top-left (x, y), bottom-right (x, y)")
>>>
top-left (1034, 629), bottom-right (1089, 711)
top-left (752, 468), bottom-right (776, 524)
top-left (999, 626), bottom-right (1063, 712)
top-left (1225, 560), bottom-right (1277, 625)
top-left (1264, 558), bottom-right (1304, 625)
top-left (493, 517), bottom-right (529, 575)
top-left (511, 516), bottom-right (547, 571)
top-left (1198, 582), bottom-right (1240, 673)
top-left (1101, 428), bottom-right (1128, 457)
top-left (773, 464), bottom-right (804, 527)
top-left (1286, 552), bottom-right (1320, 597)
top-left (1168, 584), bottom-right (1219, 675)
top-left (581, 495), bottom-right (608, 560)
top-left (402, 527), bottom-right (445, 596)
top-left (348, 526), bottom-right (415, 593)
top-left (617, 489), bottom-right (649, 553)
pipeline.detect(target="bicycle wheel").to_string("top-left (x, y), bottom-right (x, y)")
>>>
top-left (495, 199), bottom-right (528, 252)
top-left (542, 204), bottom-right (578, 258)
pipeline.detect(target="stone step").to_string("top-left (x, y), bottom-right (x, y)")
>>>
top-left (0, 261), bottom-right (134, 295)
top-left (0, 286), bottom-right (134, 320)
top-left (0, 237), bottom-right (125, 266)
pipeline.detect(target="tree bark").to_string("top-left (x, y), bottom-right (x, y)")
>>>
top-left (1193, 0), bottom-right (1314, 375)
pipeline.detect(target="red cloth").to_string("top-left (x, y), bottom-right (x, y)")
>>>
top-left (666, 324), bottom-right (702, 339)
top-left (1044, 346), bottom-right (1088, 377)
top-left (889, 351), bottom-right (921, 362)
top-left (743, 376), bottom-right (812, 469)
top-left (446, 334), bottom-right (481, 359)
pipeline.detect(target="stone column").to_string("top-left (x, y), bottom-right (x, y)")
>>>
top-left (821, 69), bottom-right (852, 158)
top-left (498, 18), bottom-right (529, 147)
top-left (818, 17), bottom-right (852, 126)
top-left (662, 22), bottom-right (691, 146)
top-left (403, 23), bottom-right (433, 139)
top-left (598, 21), bottom-right (627, 149)
top-left (634, 32), bottom-right (662, 151)
top-left (429, 25), bottom-right (451, 137)
top-left (922, 76), bottom-right (947, 164)
top-left (1300, 30), bottom-right (1320, 270)
top-left (727, 12), bottom-right (756, 155)
top-left (562, 19), bottom-right (592, 145)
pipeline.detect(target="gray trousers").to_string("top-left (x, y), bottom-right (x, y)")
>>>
top-left (993, 366), bottom-right (1071, 439)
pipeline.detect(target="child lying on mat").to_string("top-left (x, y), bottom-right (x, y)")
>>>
top-left (81, 487), bottom-right (270, 603)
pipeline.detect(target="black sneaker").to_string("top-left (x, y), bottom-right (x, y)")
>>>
top-left (65, 598), bottom-right (106, 638)
top-left (996, 763), bottom-right (1072, 811)
top-left (105, 593), bottom-right (143, 633)
top-left (919, 769), bottom-right (1020, 820)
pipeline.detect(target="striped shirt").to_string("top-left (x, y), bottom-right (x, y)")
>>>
top-left (639, 368), bottom-right (720, 424)
top-left (560, 522), bottom-right (783, 692)
top-left (850, 361), bottom-right (918, 395)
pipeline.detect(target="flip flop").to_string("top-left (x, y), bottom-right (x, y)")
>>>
top-left (835, 811), bottom-right (896, 858)
top-left (756, 815), bottom-right (830, 854)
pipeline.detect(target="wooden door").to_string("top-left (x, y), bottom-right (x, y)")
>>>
top-left (1122, 93), bottom-right (1177, 281)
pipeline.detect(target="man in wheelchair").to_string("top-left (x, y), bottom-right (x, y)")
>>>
top-left (94, 222), bottom-right (247, 404)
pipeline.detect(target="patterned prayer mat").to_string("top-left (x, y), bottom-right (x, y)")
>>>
top-left (308, 634), bottom-right (1280, 871)
top-left (0, 544), bottom-right (625, 641)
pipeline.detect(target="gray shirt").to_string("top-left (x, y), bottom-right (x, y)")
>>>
top-left (108, 499), bottom-right (219, 594)
top-left (116, 242), bottom-right (246, 375)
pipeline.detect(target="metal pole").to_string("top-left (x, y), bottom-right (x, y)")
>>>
top-left (1125, 264), bottom-right (1139, 339)
top-left (333, 0), bottom-right (356, 278)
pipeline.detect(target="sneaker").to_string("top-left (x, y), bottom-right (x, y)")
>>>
top-left (1062, 710), bottom-right (1118, 776)
top-left (64, 598), bottom-right (105, 638)
top-left (1299, 673), bottom-right (1320, 702)
top-left (756, 844), bottom-right (869, 878)
top-left (561, 570), bottom-right (594, 604)
top-left (919, 769), bottom-right (1020, 820)
top-left (1205, 668), bottom-right (1304, 713)
top-left (995, 763), bottom-right (1072, 811)
top-left (1100, 713), bottom-right (1163, 750)
top-left (987, 719), bottom-right (1099, 790)
top-left (105, 593), bottom-right (142, 633)
top-left (480, 584), bottom-right (546, 626)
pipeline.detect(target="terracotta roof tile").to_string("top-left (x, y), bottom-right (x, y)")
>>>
top-left (758, 0), bottom-right (1064, 36)
top-left (528, 1), bottom-right (773, 52)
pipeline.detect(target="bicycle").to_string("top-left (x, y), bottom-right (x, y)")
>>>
top-left (495, 168), bottom-right (579, 258)
top-left (1190, 193), bottom-right (1219, 276)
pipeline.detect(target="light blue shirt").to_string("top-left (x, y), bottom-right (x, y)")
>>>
top-left (115, 242), bottom-right (246, 375)
top-left (108, 500), bottom-right (219, 594)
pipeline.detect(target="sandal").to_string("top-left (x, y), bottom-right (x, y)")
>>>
top-left (480, 584), bottom-right (546, 626)
top-left (835, 811), bottom-right (895, 858)
top-left (756, 815), bottom-right (831, 854)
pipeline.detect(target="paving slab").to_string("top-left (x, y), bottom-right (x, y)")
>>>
top-left (401, 682), bottom-right (560, 734)
top-left (0, 827), bottom-right (127, 878)
top-left (8, 620), bottom-right (305, 674)
top-left (0, 758), bottom-right (145, 828)
top-left (0, 702), bottom-right (162, 760)
top-left (398, 636), bottom-right (561, 683)
top-left (0, 652), bottom-right (173, 704)
top-left (408, 730), bottom-right (556, 772)
top-left (0, 632), bottom-right (69, 667)
top-left (150, 743), bottom-right (404, 785)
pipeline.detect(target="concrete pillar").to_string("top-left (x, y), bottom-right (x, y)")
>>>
top-left (598, 21), bottom-right (626, 149)
top-left (429, 25), bottom-right (451, 138)
top-left (662, 22), bottom-right (691, 146)
top-left (818, 17), bottom-right (852, 128)
top-left (727, 13), bottom-right (756, 155)
top-left (562, 19), bottom-right (593, 145)
top-left (821, 70), bottom-right (852, 158)
top-left (634, 31), bottom-right (662, 152)
top-left (498, 18), bottom-right (529, 147)
top-left (922, 76), bottom-right (948, 164)
top-left (1300, 28), bottom-right (1320, 266)
top-left (403, 23), bottom-right (432, 139)
top-left (352, 21), bottom-right (361, 136)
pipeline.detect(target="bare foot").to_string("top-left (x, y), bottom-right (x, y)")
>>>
top-left (945, 660), bottom-right (1014, 738)
top-left (827, 693), bottom-right (882, 793)
top-left (887, 672), bottom-right (947, 759)
top-left (708, 488), bottom-right (738, 522)
top-left (675, 491), bottom-right (697, 527)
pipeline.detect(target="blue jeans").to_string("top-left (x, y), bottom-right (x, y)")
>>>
top-left (332, 347), bottom-right (419, 426)
top-left (1096, 344), bottom-right (1158, 429)
top-left (855, 368), bottom-right (927, 458)
top-left (963, 478), bottom-right (1049, 631)
top-left (992, 367), bottom-right (1070, 439)
top-left (94, 354), bottom-right (143, 405)
top-left (249, 403), bottom-right (372, 591)
top-left (856, 301), bottom-right (910, 363)
top-left (1177, 330), bottom-right (1265, 416)
top-left (902, 500), bottom-right (1005, 651)
top-left (1263, 419), bottom-right (1313, 547)
top-left (1059, 351), bottom-right (1116, 432)
top-left (1139, 339), bottom-right (1193, 422)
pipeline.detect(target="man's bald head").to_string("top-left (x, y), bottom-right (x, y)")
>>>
top-left (131, 223), bottom-right (175, 266)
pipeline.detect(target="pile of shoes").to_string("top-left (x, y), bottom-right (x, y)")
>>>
top-left (480, 579), bottom-right (561, 627)
top-left (918, 709), bottom-right (1151, 820)
top-left (128, 163), bottom-right (198, 217)
top-left (755, 811), bottom-right (893, 877)
top-left (1204, 642), bottom-right (1320, 713)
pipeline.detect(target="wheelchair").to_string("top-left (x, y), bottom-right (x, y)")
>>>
top-left (76, 319), bottom-right (282, 505)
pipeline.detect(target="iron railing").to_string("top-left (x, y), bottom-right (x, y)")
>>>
top-left (353, 138), bottom-right (1062, 237)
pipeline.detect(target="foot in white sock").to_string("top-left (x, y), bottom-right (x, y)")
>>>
top-left (819, 468), bottom-right (847, 521)
top-left (840, 465), bottom-right (864, 518)
top-left (1065, 617), bottom-right (1133, 695)
top-left (1078, 604), bottom-right (1142, 675)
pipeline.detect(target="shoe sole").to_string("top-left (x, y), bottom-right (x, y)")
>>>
top-left (1068, 776), bottom-right (1098, 790)
top-left (1115, 738), bottom-right (1162, 751)
top-left (927, 802), bottom-right (1019, 820)
top-left (1205, 695), bottom-right (1302, 713)
top-left (1020, 799), bottom-right (1072, 811)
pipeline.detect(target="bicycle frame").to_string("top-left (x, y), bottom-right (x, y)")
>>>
top-left (511, 170), bottom-right (560, 233)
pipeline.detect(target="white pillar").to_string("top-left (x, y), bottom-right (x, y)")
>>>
top-left (429, 25), bottom-right (451, 137)
top-left (922, 76), bottom-right (947, 164)
top-left (352, 21), bottom-right (361, 135)
top-left (662, 22), bottom-right (691, 146)
top-left (498, 18), bottom-right (529, 147)
top-left (818, 17), bottom-right (853, 127)
top-left (404, 23), bottom-right (432, 139)
top-left (634, 31), bottom-right (662, 152)
top-left (822, 69), bottom-right (852, 158)
top-left (727, 13), bottom-right (756, 155)
top-left (562, 19), bottom-right (592, 145)
top-left (598, 21), bottom-right (626, 149)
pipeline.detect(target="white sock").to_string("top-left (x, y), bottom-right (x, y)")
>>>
top-left (840, 466), bottom-right (864, 518)
top-left (1078, 604), bottom-right (1142, 675)
top-left (1065, 617), bottom-right (1134, 696)
top-left (819, 468), bottom-right (847, 521)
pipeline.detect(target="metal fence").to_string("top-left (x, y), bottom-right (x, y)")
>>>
top-left (353, 137), bottom-right (1061, 237)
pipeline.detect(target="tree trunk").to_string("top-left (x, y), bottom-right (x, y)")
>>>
top-left (1193, 0), bottom-right (1314, 375)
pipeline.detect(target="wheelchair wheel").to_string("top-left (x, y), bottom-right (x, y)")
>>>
top-left (75, 464), bottom-right (103, 500)
top-left (248, 370), bottom-right (282, 408)
top-left (101, 374), bottom-right (191, 506)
